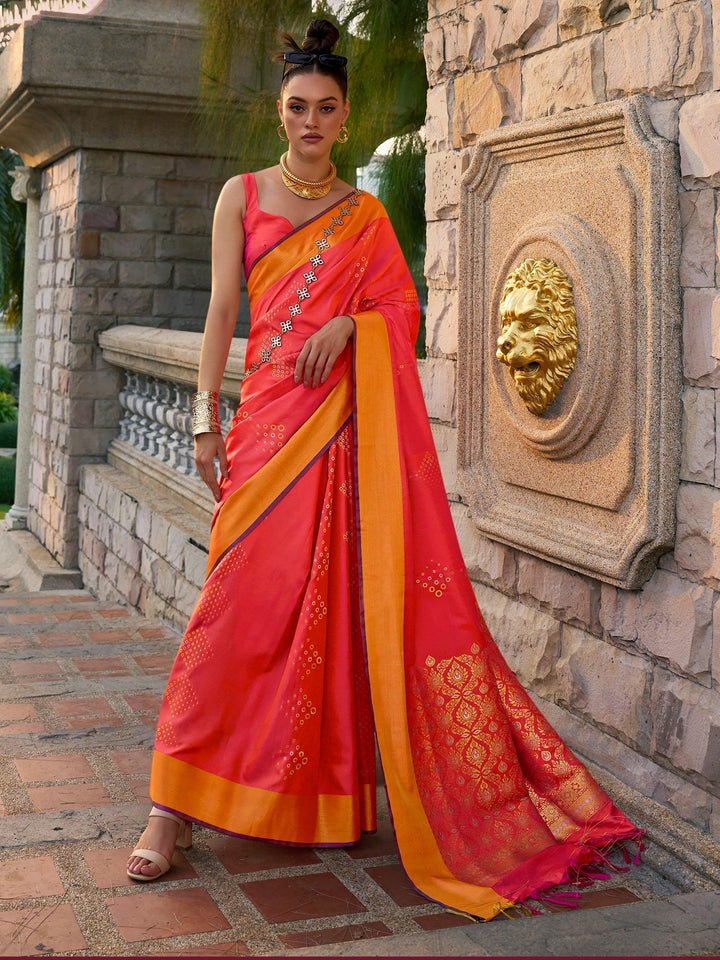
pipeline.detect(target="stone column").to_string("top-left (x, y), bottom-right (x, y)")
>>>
top-left (4, 166), bottom-right (41, 531)
top-left (0, 0), bottom-right (250, 568)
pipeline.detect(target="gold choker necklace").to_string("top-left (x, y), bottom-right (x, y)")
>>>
top-left (280, 152), bottom-right (336, 199)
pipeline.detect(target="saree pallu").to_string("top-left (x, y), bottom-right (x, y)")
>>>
top-left (150, 186), bottom-right (640, 920)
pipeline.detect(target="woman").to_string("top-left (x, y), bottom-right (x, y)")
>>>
top-left (127, 19), bottom-right (640, 920)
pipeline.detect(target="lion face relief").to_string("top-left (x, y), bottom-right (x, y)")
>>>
top-left (496, 258), bottom-right (578, 416)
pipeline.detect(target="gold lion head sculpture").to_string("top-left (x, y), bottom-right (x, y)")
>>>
top-left (496, 258), bottom-right (578, 416)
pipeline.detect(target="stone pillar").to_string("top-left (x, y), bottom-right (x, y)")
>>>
top-left (5, 166), bottom-right (41, 531)
top-left (0, 0), bottom-right (249, 568)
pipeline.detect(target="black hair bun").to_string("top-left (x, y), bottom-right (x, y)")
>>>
top-left (301, 18), bottom-right (339, 54)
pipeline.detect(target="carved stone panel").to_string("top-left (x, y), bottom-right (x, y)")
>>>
top-left (458, 97), bottom-right (681, 589)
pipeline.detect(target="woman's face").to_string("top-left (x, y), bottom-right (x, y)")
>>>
top-left (277, 70), bottom-right (349, 158)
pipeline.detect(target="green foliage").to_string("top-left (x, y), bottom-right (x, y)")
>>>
top-left (0, 453), bottom-right (15, 503)
top-left (0, 390), bottom-right (17, 422)
top-left (0, 147), bottom-right (25, 328)
top-left (0, 419), bottom-right (17, 446)
top-left (373, 131), bottom-right (426, 281)
top-left (196, 0), bottom-right (427, 187)
top-left (197, 0), bottom-right (313, 175)
top-left (0, 363), bottom-right (13, 394)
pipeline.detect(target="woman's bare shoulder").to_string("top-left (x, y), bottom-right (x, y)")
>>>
top-left (216, 174), bottom-right (248, 218)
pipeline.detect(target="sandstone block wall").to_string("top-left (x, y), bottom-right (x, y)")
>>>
top-left (425, 0), bottom-right (720, 835)
top-left (79, 463), bottom-right (209, 631)
top-left (28, 146), bottom-right (228, 567)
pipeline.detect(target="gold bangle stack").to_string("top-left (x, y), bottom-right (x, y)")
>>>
top-left (191, 390), bottom-right (221, 436)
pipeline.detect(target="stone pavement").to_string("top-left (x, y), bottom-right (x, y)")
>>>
top-left (1, 586), bottom-right (720, 957)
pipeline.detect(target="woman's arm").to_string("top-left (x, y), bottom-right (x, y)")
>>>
top-left (194, 175), bottom-right (246, 501)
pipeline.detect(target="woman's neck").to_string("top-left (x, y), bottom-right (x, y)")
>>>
top-left (285, 148), bottom-right (334, 183)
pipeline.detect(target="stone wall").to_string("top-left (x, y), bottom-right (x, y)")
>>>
top-left (0, 326), bottom-right (19, 367)
top-left (424, 0), bottom-right (720, 836)
top-left (28, 146), bottom-right (227, 568)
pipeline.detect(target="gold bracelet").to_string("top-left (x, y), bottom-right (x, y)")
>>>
top-left (191, 390), bottom-right (221, 436)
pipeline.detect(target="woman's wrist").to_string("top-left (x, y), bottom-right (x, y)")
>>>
top-left (191, 390), bottom-right (222, 436)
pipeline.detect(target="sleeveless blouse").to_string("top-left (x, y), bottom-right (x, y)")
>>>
top-left (241, 172), bottom-right (297, 277)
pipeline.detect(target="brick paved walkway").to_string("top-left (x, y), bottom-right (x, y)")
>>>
top-left (0, 589), bottom-right (699, 956)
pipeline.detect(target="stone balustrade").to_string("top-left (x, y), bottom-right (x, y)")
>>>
top-left (77, 324), bottom-right (246, 627)
top-left (100, 324), bottom-right (242, 495)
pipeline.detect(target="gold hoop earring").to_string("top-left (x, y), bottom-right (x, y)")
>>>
top-left (277, 123), bottom-right (288, 141)
top-left (336, 125), bottom-right (349, 144)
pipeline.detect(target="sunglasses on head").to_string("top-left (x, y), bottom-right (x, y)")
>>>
top-left (282, 51), bottom-right (348, 78)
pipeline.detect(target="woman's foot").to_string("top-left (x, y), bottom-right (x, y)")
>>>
top-left (126, 807), bottom-right (192, 881)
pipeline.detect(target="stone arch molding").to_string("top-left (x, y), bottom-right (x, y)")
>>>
top-left (457, 97), bottom-right (681, 589)
top-left (489, 214), bottom-right (623, 460)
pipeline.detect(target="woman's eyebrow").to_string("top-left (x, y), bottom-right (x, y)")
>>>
top-left (286, 96), bottom-right (339, 104)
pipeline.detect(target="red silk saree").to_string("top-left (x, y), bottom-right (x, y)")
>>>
top-left (150, 177), bottom-right (640, 920)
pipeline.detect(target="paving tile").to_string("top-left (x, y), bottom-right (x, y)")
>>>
top-left (206, 836), bottom-right (321, 875)
top-left (542, 885), bottom-right (642, 914)
top-left (0, 856), bottom-right (65, 899)
top-left (41, 632), bottom-right (89, 648)
top-left (107, 888), bottom-right (230, 942)
top-left (160, 944), bottom-right (250, 956)
top-left (72, 657), bottom-right (131, 678)
top-left (139, 626), bottom-right (177, 639)
top-left (6, 612), bottom-right (48, 624)
top-left (364, 863), bottom-right (428, 907)
top-left (0, 703), bottom-right (39, 723)
top-left (26, 596), bottom-right (64, 606)
top-left (278, 921), bottom-right (392, 949)
top-left (0, 634), bottom-right (31, 649)
top-left (240, 872), bottom-right (367, 924)
top-left (0, 721), bottom-right (45, 736)
top-left (128, 778), bottom-right (151, 802)
top-left (345, 826), bottom-right (399, 860)
top-left (66, 716), bottom-right (124, 729)
top-left (52, 696), bottom-right (116, 719)
top-left (123, 692), bottom-right (163, 715)
top-left (98, 608), bottom-right (131, 619)
top-left (0, 904), bottom-right (86, 955)
top-left (55, 609), bottom-right (93, 622)
top-left (413, 912), bottom-right (477, 931)
top-left (88, 628), bottom-right (134, 644)
top-left (27, 782), bottom-right (113, 812)
top-left (112, 750), bottom-right (153, 776)
top-left (84, 847), bottom-right (196, 888)
top-left (9, 660), bottom-right (63, 680)
top-left (133, 653), bottom-right (175, 675)
top-left (14, 754), bottom-right (96, 783)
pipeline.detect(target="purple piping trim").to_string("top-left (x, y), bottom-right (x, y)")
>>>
top-left (208, 411), bottom-right (353, 577)
top-left (246, 183), bottom-right (361, 277)
top-left (150, 799), bottom-right (375, 849)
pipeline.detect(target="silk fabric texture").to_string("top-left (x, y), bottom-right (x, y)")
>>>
top-left (150, 175), bottom-right (640, 920)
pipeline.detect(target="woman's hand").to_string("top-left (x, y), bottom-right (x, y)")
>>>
top-left (295, 315), bottom-right (354, 388)
top-left (194, 432), bottom-right (229, 502)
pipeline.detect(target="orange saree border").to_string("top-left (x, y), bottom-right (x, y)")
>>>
top-left (353, 310), bottom-right (514, 920)
top-left (207, 372), bottom-right (353, 574)
top-left (152, 753), bottom-right (366, 845)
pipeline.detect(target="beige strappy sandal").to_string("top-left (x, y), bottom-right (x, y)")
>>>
top-left (127, 806), bottom-right (193, 882)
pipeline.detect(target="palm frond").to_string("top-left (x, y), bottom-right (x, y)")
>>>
top-left (0, 148), bottom-right (25, 328)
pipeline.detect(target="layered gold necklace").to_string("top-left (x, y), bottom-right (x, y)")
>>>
top-left (280, 151), bottom-right (336, 200)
